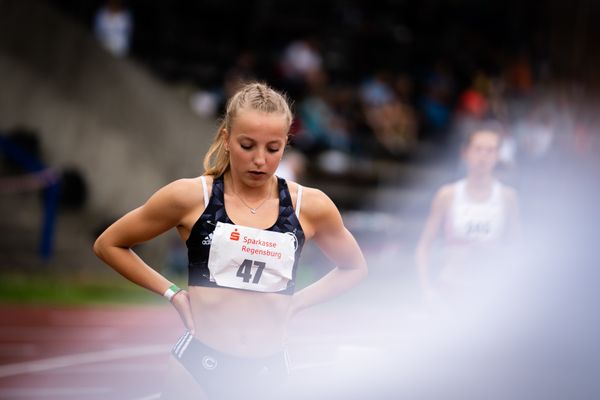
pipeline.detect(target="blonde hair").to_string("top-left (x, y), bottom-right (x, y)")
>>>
top-left (203, 82), bottom-right (293, 177)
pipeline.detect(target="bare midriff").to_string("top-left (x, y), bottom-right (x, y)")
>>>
top-left (188, 286), bottom-right (292, 357)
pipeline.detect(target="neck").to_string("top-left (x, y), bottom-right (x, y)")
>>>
top-left (465, 173), bottom-right (493, 191)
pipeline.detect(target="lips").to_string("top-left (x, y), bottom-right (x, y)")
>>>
top-left (246, 171), bottom-right (268, 180)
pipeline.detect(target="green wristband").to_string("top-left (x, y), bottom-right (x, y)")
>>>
top-left (163, 284), bottom-right (182, 301)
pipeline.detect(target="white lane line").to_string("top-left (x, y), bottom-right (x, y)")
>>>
top-left (42, 363), bottom-right (167, 374)
top-left (0, 344), bottom-right (170, 379)
top-left (130, 393), bottom-right (161, 400)
top-left (0, 342), bottom-right (382, 380)
top-left (0, 387), bottom-right (111, 397)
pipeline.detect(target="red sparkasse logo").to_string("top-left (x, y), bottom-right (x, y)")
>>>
top-left (230, 229), bottom-right (240, 241)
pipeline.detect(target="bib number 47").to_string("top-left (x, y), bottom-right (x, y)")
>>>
top-left (236, 259), bottom-right (266, 284)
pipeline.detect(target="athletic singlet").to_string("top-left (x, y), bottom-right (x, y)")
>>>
top-left (186, 175), bottom-right (305, 295)
top-left (444, 179), bottom-right (506, 245)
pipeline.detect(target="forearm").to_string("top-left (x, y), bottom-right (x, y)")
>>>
top-left (292, 266), bottom-right (367, 315)
top-left (416, 246), bottom-right (434, 292)
top-left (94, 244), bottom-right (172, 296)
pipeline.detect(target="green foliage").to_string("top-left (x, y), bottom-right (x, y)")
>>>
top-left (0, 273), bottom-right (184, 305)
top-left (0, 265), bottom-right (320, 305)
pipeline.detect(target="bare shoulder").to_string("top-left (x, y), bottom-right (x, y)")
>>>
top-left (290, 183), bottom-right (340, 239)
top-left (285, 179), bottom-right (333, 210)
top-left (437, 183), bottom-right (455, 199)
top-left (149, 176), bottom-right (209, 212)
top-left (433, 183), bottom-right (455, 209)
top-left (297, 185), bottom-right (337, 216)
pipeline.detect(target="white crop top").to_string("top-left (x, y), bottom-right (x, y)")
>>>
top-left (445, 179), bottom-right (506, 245)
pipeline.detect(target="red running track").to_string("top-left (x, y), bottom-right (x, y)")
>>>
top-left (0, 305), bottom-right (181, 400)
top-left (0, 303), bottom-right (391, 400)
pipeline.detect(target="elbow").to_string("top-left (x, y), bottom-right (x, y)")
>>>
top-left (92, 236), bottom-right (105, 259)
top-left (93, 233), bottom-right (131, 262)
top-left (93, 233), bottom-right (115, 260)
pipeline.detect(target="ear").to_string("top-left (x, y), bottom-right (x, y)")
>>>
top-left (221, 129), bottom-right (230, 151)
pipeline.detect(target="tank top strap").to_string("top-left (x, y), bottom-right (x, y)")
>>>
top-left (295, 184), bottom-right (303, 218)
top-left (200, 175), bottom-right (209, 208)
top-left (454, 179), bottom-right (466, 205)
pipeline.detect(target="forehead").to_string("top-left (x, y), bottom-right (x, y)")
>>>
top-left (469, 131), bottom-right (500, 147)
top-left (231, 109), bottom-right (288, 139)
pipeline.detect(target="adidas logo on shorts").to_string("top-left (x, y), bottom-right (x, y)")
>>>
top-left (202, 233), bottom-right (213, 246)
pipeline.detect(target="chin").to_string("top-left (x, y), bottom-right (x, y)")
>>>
top-left (470, 167), bottom-right (492, 177)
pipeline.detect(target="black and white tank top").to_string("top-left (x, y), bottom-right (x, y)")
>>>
top-left (186, 175), bottom-right (305, 295)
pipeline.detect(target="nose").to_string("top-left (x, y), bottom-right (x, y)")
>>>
top-left (253, 149), bottom-right (266, 167)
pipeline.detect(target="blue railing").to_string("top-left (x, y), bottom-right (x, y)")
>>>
top-left (0, 134), bottom-right (61, 260)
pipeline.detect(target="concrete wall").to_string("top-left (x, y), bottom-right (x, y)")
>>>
top-left (0, 0), bottom-right (216, 217)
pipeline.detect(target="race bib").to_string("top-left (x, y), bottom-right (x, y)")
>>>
top-left (453, 204), bottom-right (504, 242)
top-left (207, 222), bottom-right (297, 292)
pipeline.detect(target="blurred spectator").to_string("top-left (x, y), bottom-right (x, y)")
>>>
top-left (294, 72), bottom-right (352, 155)
top-left (419, 61), bottom-right (455, 144)
top-left (450, 87), bottom-right (489, 146)
top-left (280, 37), bottom-right (322, 81)
top-left (190, 51), bottom-right (258, 119)
top-left (360, 72), bottom-right (396, 107)
top-left (223, 50), bottom-right (258, 101)
top-left (278, 37), bottom-right (324, 98)
top-left (327, 84), bottom-right (369, 156)
top-left (359, 71), bottom-right (418, 157)
top-left (189, 90), bottom-right (220, 118)
top-left (514, 105), bottom-right (556, 163)
top-left (189, 51), bottom-right (258, 119)
top-left (506, 51), bottom-right (534, 96)
top-left (94, 0), bottom-right (133, 57)
top-left (59, 168), bottom-right (88, 210)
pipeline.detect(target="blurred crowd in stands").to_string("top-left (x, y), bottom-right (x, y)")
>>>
top-left (51, 0), bottom-right (597, 180)
top-left (208, 39), bottom-right (593, 181)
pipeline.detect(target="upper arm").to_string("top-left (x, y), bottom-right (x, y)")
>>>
top-left (302, 188), bottom-right (366, 271)
top-left (417, 185), bottom-right (452, 249)
top-left (95, 179), bottom-right (200, 249)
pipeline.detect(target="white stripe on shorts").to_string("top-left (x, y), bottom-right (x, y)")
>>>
top-left (172, 331), bottom-right (191, 357)
top-left (175, 332), bottom-right (194, 359)
top-left (171, 331), bottom-right (188, 352)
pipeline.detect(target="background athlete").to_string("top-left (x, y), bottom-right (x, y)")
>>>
top-left (415, 126), bottom-right (519, 306)
top-left (93, 82), bottom-right (368, 399)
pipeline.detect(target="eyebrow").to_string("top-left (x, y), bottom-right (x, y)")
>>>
top-left (237, 135), bottom-right (284, 144)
